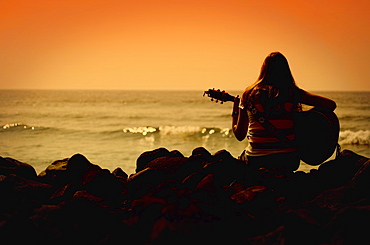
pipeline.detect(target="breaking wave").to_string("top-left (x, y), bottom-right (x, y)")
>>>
top-left (2, 123), bottom-right (37, 131)
top-left (3, 122), bottom-right (369, 145)
top-left (122, 126), bottom-right (233, 137)
top-left (339, 130), bottom-right (370, 145)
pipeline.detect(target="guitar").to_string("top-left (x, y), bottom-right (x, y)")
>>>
top-left (204, 88), bottom-right (340, 166)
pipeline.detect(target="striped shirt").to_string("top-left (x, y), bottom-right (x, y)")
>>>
top-left (243, 87), bottom-right (299, 156)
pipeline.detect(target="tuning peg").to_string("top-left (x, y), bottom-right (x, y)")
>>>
top-left (211, 98), bottom-right (214, 101)
top-left (220, 101), bottom-right (224, 104)
top-left (216, 100), bottom-right (219, 103)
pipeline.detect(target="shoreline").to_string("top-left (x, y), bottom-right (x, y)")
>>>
top-left (4, 141), bottom-right (370, 176)
top-left (1, 147), bottom-right (370, 244)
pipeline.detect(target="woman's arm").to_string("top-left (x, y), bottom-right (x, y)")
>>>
top-left (232, 96), bottom-right (249, 141)
top-left (299, 89), bottom-right (337, 111)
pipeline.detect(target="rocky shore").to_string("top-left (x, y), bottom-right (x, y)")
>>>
top-left (1, 147), bottom-right (369, 244)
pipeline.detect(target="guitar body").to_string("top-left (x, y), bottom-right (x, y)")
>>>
top-left (204, 89), bottom-right (340, 166)
top-left (294, 108), bottom-right (340, 166)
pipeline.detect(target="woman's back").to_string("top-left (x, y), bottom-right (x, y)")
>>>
top-left (244, 85), bottom-right (299, 156)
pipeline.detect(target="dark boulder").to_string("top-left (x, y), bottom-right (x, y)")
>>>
top-left (144, 156), bottom-right (189, 173)
top-left (125, 168), bottom-right (166, 200)
top-left (344, 158), bottom-right (370, 202)
top-left (181, 172), bottom-right (207, 191)
top-left (0, 157), bottom-right (37, 180)
top-left (317, 150), bottom-right (368, 189)
top-left (191, 147), bottom-right (212, 160)
top-left (40, 154), bottom-right (125, 206)
top-left (328, 205), bottom-right (370, 244)
top-left (112, 167), bottom-right (128, 181)
top-left (1, 148), bottom-right (370, 244)
top-left (0, 174), bottom-right (54, 213)
top-left (38, 154), bottom-right (94, 187)
top-left (136, 148), bottom-right (171, 172)
top-left (38, 158), bottom-right (70, 187)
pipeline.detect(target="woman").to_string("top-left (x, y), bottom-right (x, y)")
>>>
top-left (232, 52), bottom-right (336, 172)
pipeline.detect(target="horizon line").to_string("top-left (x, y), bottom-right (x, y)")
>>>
top-left (0, 88), bottom-right (369, 92)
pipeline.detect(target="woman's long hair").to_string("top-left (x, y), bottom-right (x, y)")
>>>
top-left (244, 52), bottom-right (300, 109)
top-left (257, 52), bottom-right (296, 89)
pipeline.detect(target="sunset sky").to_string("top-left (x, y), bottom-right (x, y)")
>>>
top-left (0, 0), bottom-right (369, 91)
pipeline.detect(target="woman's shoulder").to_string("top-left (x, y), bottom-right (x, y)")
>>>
top-left (241, 85), bottom-right (268, 105)
top-left (242, 86), bottom-right (257, 100)
top-left (243, 84), bottom-right (268, 94)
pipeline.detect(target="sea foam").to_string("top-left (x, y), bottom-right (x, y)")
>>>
top-left (122, 125), bottom-right (232, 137)
top-left (339, 130), bottom-right (370, 145)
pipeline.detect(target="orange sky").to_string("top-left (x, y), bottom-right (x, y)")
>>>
top-left (0, 0), bottom-right (369, 91)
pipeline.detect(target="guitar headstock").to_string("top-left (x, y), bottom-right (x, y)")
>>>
top-left (203, 88), bottom-right (235, 104)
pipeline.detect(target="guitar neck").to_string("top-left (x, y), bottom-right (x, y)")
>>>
top-left (221, 94), bottom-right (235, 102)
top-left (204, 89), bottom-right (235, 103)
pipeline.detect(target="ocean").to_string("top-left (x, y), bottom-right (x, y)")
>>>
top-left (1, 90), bottom-right (369, 175)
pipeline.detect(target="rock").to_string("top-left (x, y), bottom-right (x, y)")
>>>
top-left (0, 174), bottom-right (54, 213)
top-left (230, 185), bottom-right (268, 205)
top-left (81, 168), bottom-right (125, 206)
top-left (0, 208), bottom-right (39, 244)
top-left (136, 148), bottom-right (171, 172)
top-left (125, 168), bottom-right (166, 200)
top-left (83, 169), bottom-right (124, 207)
top-left (247, 225), bottom-right (285, 245)
top-left (0, 157), bottom-right (37, 180)
top-left (29, 204), bottom-right (76, 244)
top-left (130, 192), bottom-right (167, 215)
top-left (317, 150), bottom-right (368, 189)
top-left (310, 185), bottom-right (348, 211)
top-left (283, 208), bottom-right (324, 245)
top-left (58, 190), bottom-right (124, 244)
top-left (38, 154), bottom-right (91, 186)
top-left (38, 158), bottom-right (71, 187)
top-left (182, 172), bottom-right (207, 190)
top-left (212, 149), bottom-right (234, 161)
top-left (39, 154), bottom-right (125, 206)
top-left (42, 158), bottom-right (69, 172)
top-left (112, 167), bottom-right (128, 180)
top-left (0, 148), bottom-right (369, 244)
top-left (328, 205), bottom-right (370, 244)
top-left (230, 184), bottom-right (280, 236)
top-left (203, 155), bottom-right (246, 187)
top-left (343, 159), bottom-right (370, 203)
top-left (191, 147), bottom-right (212, 160)
top-left (311, 158), bottom-right (370, 209)
top-left (148, 202), bottom-right (225, 245)
top-left (194, 173), bottom-right (217, 197)
top-left (144, 156), bottom-right (188, 173)
top-left (67, 154), bottom-right (91, 175)
top-left (49, 183), bottom-right (77, 204)
top-left (169, 150), bottom-right (184, 158)
top-left (173, 156), bottom-right (204, 180)
top-left (126, 192), bottom-right (167, 244)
